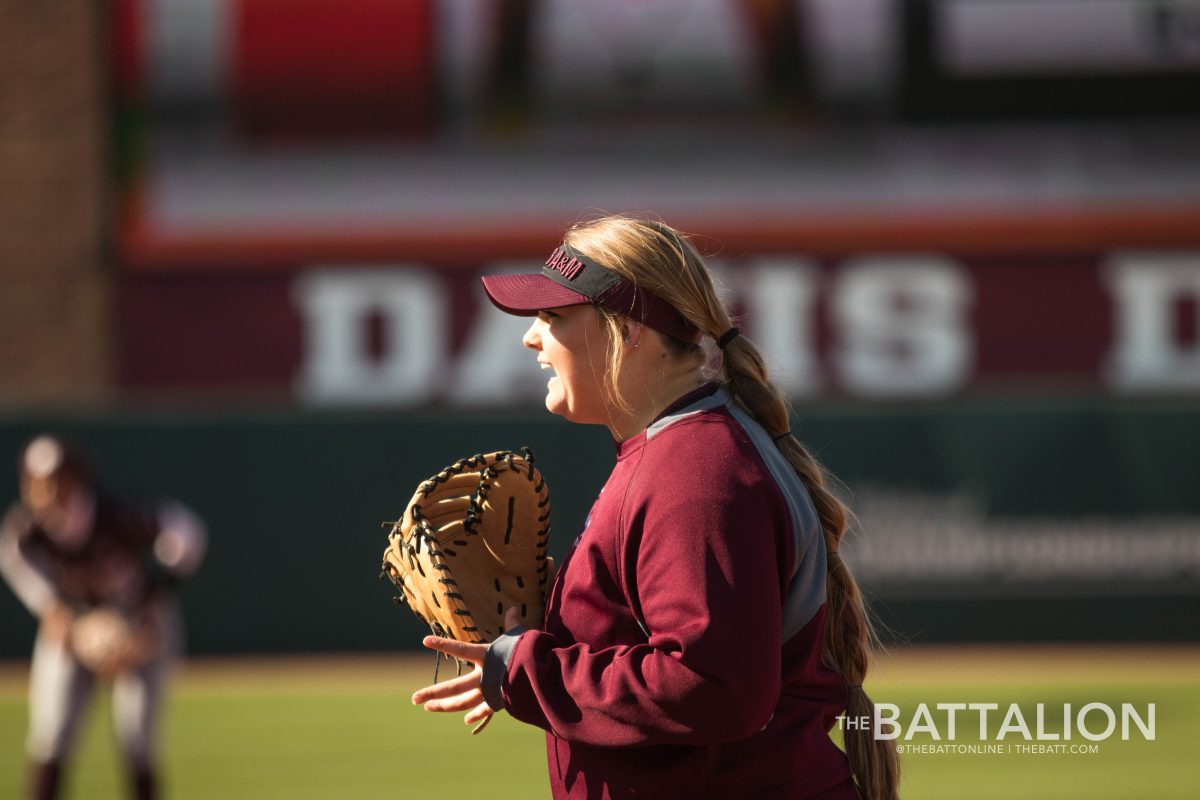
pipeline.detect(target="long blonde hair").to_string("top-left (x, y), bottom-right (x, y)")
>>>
top-left (564, 215), bottom-right (900, 800)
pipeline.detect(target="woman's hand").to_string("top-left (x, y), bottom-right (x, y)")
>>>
top-left (40, 601), bottom-right (74, 645)
top-left (412, 607), bottom-right (521, 734)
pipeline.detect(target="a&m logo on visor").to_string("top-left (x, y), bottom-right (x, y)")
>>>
top-left (545, 249), bottom-right (586, 281)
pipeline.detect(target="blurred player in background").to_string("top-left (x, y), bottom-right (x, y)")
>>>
top-left (0, 435), bottom-right (207, 800)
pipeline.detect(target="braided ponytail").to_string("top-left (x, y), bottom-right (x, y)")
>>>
top-left (720, 335), bottom-right (900, 800)
top-left (566, 215), bottom-right (900, 800)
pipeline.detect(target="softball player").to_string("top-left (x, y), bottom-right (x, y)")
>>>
top-left (0, 436), bottom-right (206, 800)
top-left (413, 216), bottom-right (900, 799)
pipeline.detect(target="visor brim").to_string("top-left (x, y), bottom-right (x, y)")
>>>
top-left (480, 273), bottom-right (592, 316)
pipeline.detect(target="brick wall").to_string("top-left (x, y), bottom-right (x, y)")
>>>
top-left (0, 0), bottom-right (112, 407)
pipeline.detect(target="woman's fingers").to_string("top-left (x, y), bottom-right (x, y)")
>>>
top-left (466, 700), bottom-right (494, 734)
top-left (504, 606), bottom-right (522, 631)
top-left (414, 633), bottom-right (506, 734)
top-left (422, 686), bottom-right (484, 713)
top-left (421, 635), bottom-right (487, 664)
top-left (411, 668), bottom-right (480, 704)
top-left (464, 700), bottom-right (492, 725)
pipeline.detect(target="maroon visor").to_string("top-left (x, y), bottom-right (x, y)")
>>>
top-left (481, 245), bottom-right (700, 343)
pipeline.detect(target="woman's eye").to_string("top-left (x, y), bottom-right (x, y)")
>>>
top-left (538, 310), bottom-right (558, 321)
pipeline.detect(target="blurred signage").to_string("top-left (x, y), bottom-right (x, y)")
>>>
top-left (901, 0), bottom-right (1200, 118)
top-left (438, 0), bottom-right (810, 122)
top-left (114, 0), bottom-right (435, 135)
top-left (939, 0), bottom-right (1200, 77)
top-left (843, 489), bottom-right (1200, 595)
top-left (118, 251), bottom-right (1200, 405)
top-left (112, 0), bottom-right (1200, 138)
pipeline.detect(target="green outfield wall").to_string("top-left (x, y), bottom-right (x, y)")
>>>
top-left (1, 399), bottom-right (1197, 657)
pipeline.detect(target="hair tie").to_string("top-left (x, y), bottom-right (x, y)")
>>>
top-left (716, 327), bottom-right (740, 349)
top-left (772, 431), bottom-right (792, 444)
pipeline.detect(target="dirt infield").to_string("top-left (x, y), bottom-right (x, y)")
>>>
top-left (0, 652), bottom-right (431, 696)
top-left (2, 643), bottom-right (1197, 696)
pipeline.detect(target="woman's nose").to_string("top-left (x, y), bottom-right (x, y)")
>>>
top-left (522, 319), bottom-right (541, 350)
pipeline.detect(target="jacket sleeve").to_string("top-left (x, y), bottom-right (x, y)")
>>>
top-left (0, 505), bottom-right (59, 617)
top-left (488, 461), bottom-right (788, 747)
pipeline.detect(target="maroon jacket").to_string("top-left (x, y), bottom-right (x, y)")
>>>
top-left (483, 384), bottom-right (857, 799)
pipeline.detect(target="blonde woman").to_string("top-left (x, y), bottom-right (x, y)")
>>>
top-left (412, 216), bottom-right (899, 800)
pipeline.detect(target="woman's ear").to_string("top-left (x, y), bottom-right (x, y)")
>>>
top-left (622, 320), bottom-right (644, 349)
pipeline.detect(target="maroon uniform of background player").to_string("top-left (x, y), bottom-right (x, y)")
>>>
top-left (0, 436), bottom-right (206, 800)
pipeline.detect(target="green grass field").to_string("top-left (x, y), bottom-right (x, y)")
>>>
top-left (1, 646), bottom-right (1197, 799)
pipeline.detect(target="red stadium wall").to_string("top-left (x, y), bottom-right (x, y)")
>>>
top-left (117, 250), bottom-right (1200, 404)
top-left (105, 0), bottom-right (1200, 406)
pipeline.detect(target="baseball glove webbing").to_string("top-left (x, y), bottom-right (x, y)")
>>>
top-left (381, 448), bottom-right (550, 682)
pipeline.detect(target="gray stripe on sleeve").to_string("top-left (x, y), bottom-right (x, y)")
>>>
top-left (720, 390), bottom-right (828, 642)
top-left (482, 626), bottom-right (528, 711)
top-left (639, 386), bottom-right (828, 642)
top-left (645, 392), bottom-right (727, 440)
